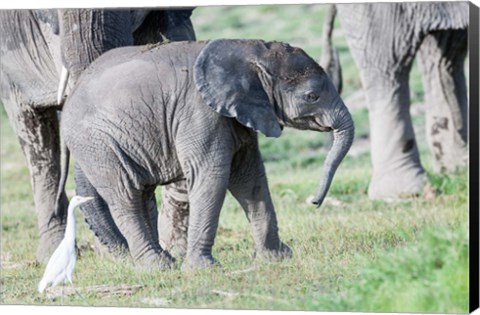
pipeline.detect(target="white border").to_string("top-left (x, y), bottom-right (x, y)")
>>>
top-left (0, 1), bottom-right (478, 315)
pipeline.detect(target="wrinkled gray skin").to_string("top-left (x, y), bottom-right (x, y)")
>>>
top-left (323, 2), bottom-right (468, 199)
top-left (0, 8), bottom-right (195, 263)
top-left (60, 39), bottom-right (354, 269)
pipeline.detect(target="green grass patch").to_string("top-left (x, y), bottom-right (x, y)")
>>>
top-left (314, 225), bottom-right (469, 313)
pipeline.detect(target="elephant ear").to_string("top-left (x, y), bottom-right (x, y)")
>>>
top-left (193, 39), bottom-right (282, 138)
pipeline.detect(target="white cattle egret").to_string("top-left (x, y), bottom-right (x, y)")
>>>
top-left (38, 195), bottom-right (93, 294)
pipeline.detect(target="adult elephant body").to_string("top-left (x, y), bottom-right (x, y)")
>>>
top-left (0, 8), bottom-right (195, 263)
top-left (61, 39), bottom-right (354, 269)
top-left (331, 2), bottom-right (468, 199)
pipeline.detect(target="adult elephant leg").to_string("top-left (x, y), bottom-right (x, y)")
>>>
top-left (336, 4), bottom-right (429, 199)
top-left (158, 180), bottom-right (189, 258)
top-left (73, 163), bottom-right (128, 256)
top-left (363, 68), bottom-right (428, 199)
top-left (366, 70), bottom-right (428, 198)
top-left (228, 143), bottom-right (292, 261)
top-left (3, 101), bottom-right (68, 263)
top-left (417, 30), bottom-right (468, 173)
top-left (145, 189), bottom-right (159, 244)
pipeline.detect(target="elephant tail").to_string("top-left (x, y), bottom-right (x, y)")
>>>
top-left (54, 136), bottom-right (70, 219)
top-left (319, 4), bottom-right (343, 94)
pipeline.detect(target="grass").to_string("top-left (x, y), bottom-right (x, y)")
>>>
top-left (0, 3), bottom-right (470, 313)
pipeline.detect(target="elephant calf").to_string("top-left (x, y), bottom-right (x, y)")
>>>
top-left (60, 39), bottom-right (354, 270)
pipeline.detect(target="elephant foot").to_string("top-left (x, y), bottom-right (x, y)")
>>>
top-left (182, 253), bottom-right (221, 270)
top-left (163, 241), bottom-right (187, 259)
top-left (36, 219), bottom-right (67, 264)
top-left (158, 216), bottom-right (188, 259)
top-left (158, 223), bottom-right (188, 259)
top-left (432, 145), bottom-right (468, 174)
top-left (135, 250), bottom-right (175, 271)
top-left (368, 167), bottom-right (428, 200)
top-left (254, 242), bottom-right (293, 262)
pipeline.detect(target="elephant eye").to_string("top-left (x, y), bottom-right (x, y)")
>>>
top-left (304, 92), bottom-right (319, 103)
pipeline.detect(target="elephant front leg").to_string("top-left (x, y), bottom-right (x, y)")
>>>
top-left (182, 172), bottom-right (230, 269)
top-left (3, 103), bottom-right (68, 263)
top-left (363, 70), bottom-right (428, 200)
top-left (228, 145), bottom-right (292, 262)
top-left (158, 180), bottom-right (189, 258)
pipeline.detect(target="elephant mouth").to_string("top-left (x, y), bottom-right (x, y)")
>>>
top-left (290, 116), bottom-right (333, 132)
top-left (318, 126), bottom-right (333, 132)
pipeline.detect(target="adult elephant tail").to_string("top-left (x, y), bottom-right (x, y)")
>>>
top-left (319, 4), bottom-right (343, 94)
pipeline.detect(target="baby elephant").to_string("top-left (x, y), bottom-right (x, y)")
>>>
top-left (61, 39), bottom-right (354, 270)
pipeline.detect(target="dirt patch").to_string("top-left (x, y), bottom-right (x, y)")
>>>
top-left (43, 284), bottom-right (144, 299)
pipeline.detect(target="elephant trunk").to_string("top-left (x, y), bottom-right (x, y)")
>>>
top-left (311, 107), bottom-right (354, 207)
top-left (163, 10), bottom-right (197, 42)
top-left (59, 9), bottom-right (134, 84)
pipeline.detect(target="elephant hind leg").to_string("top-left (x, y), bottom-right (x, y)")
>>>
top-left (93, 181), bottom-right (174, 270)
top-left (74, 163), bottom-right (129, 257)
top-left (2, 100), bottom-right (68, 263)
top-left (417, 30), bottom-right (468, 173)
top-left (158, 180), bottom-right (189, 259)
top-left (365, 70), bottom-right (428, 200)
